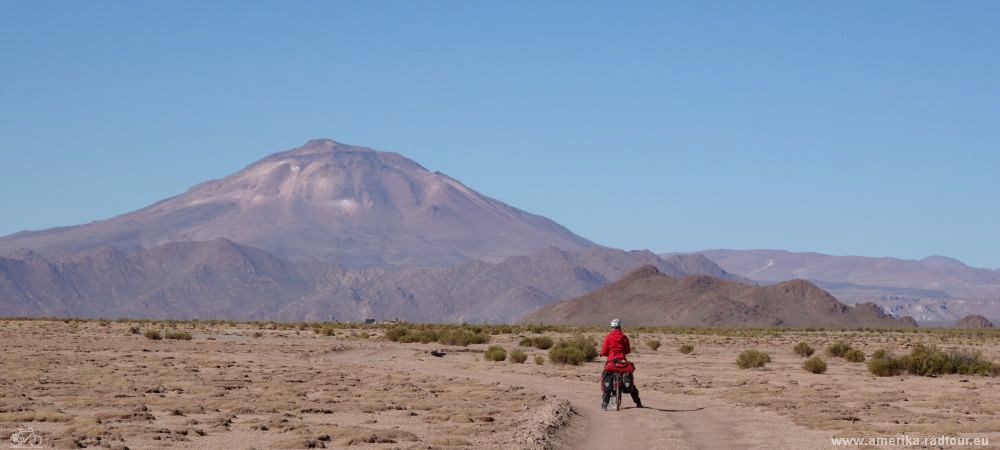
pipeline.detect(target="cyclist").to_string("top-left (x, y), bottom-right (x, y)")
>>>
top-left (600, 318), bottom-right (643, 410)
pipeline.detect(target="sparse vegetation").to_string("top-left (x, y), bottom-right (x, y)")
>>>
top-left (518, 336), bottom-right (554, 349)
top-left (900, 344), bottom-right (996, 377)
top-left (165, 330), bottom-right (193, 340)
top-left (679, 344), bottom-right (694, 354)
top-left (647, 340), bottom-right (661, 351)
top-left (534, 355), bottom-right (545, 365)
top-left (793, 342), bottom-right (815, 357)
top-left (548, 335), bottom-right (598, 365)
top-left (868, 349), bottom-right (903, 376)
top-left (385, 326), bottom-right (489, 347)
top-left (509, 349), bottom-right (528, 364)
top-left (438, 329), bottom-right (490, 346)
top-left (736, 350), bottom-right (771, 369)
top-left (802, 356), bottom-right (828, 374)
top-left (844, 349), bottom-right (866, 363)
top-left (128, 326), bottom-right (141, 335)
top-left (143, 330), bottom-right (162, 340)
top-left (826, 341), bottom-right (853, 358)
top-left (867, 345), bottom-right (998, 377)
top-left (484, 346), bottom-right (507, 362)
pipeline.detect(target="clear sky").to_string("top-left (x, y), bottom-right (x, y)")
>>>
top-left (1, 1), bottom-right (998, 268)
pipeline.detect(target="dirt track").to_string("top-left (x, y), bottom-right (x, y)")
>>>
top-left (326, 344), bottom-right (833, 449)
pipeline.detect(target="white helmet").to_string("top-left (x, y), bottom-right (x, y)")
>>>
top-left (610, 319), bottom-right (621, 329)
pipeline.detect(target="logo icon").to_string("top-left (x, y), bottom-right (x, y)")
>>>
top-left (9, 427), bottom-right (43, 448)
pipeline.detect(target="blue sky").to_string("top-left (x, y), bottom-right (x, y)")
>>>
top-left (2, 1), bottom-right (998, 268)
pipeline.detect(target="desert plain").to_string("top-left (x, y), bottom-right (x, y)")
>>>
top-left (1, 319), bottom-right (998, 449)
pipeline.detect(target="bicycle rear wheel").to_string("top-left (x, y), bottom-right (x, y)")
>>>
top-left (615, 376), bottom-right (623, 411)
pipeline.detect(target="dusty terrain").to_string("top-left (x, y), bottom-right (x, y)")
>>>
top-left (1, 319), bottom-right (998, 449)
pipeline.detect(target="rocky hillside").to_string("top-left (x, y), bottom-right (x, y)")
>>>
top-left (522, 265), bottom-right (917, 328)
top-left (0, 242), bottom-right (744, 323)
top-left (954, 314), bottom-right (994, 329)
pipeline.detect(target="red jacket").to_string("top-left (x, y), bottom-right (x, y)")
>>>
top-left (600, 329), bottom-right (631, 362)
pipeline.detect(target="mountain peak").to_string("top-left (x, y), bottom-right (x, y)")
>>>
top-left (920, 255), bottom-right (968, 269)
top-left (0, 139), bottom-right (594, 266)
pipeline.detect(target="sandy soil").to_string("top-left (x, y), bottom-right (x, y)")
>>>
top-left (1, 320), bottom-right (998, 449)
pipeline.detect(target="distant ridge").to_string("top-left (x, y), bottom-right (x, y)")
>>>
top-left (522, 265), bottom-right (917, 328)
top-left (0, 242), bottom-right (744, 323)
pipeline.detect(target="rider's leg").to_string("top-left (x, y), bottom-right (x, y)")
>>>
top-left (630, 384), bottom-right (643, 407)
top-left (600, 371), bottom-right (611, 408)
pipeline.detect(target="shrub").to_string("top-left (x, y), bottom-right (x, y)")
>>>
top-left (647, 340), bottom-right (661, 351)
top-left (736, 350), bottom-right (770, 369)
top-left (533, 336), bottom-right (554, 349)
top-left (548, 346), bottom-right (586, 365)
top-left (438, 330), bottom-right (489, 346)
top-left (844, 349), bottom-right (866, 363)
top-left (519, 336), bottom-right (554, 349)
top-left (802, 356), bottom-right (828, 374)
top-left (509, 349), bottom-right (528, 364)
top-left (548, 335), bottom-right (598, 366)
top-left (868, 349), bottom-right (903, 376)
top-left (484, 346), bottom-right (507, 362)
top-left (826, 341), bottom-right (853, 358)
top-left (128, 326), bottom-right (141, 335)
top-left (385, 326), bottom-right (409, 342)
top-left (165, 330), bottom-right (193, 340)
top-left (900, 344), bottom-right (996, 376)
top-left (253, 331), bottom-right (263, 338)
top-left (793, 342), bottom-right (815, 357)
top-left (144, 330), bottom-right (162, 340)
top-left (679, 344), bottom-right (694, 354)
top-left (534, 355), bottom-right (545, 365)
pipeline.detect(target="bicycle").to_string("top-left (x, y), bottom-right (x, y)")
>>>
top-left (10, 427), bottom-right (42, 448)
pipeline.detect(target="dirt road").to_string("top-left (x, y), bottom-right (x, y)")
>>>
top-left (324, 344), bottom-right (834, 449)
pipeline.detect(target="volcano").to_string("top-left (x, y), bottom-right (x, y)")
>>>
top-left (0, 139), bottom-right (594, 266)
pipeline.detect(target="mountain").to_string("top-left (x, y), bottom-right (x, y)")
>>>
top-left (954, 314), bottom-right (994, 329)
top-left (0, 139), bottom-right (593, 267)
top-left (521, 265), bottom-right (917, 328)
top-left (665, 250), bottom-right (1000, 323)
top-left (0, 242), bottom-right (745, 323)
top-left (687, 250), bottom-right (1000, 298)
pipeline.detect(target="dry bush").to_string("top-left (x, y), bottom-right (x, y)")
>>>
top-left (438, 329), bottom-right (489, 346)
top-left (128, 326), bottom-right (141, 335)
top-left (534, 355), bottom-right (545, 365)
top-left (844, 349), bottom-right (866, 363)
top-left (678, 344), bottom-right (694, 354)
top-left (802, 356), bottom-right (827, 374)
top-left (387, 326), bottom-right (488, 347)
top-left (647, 340), bottom-right (661, 351)
top-left (793, 342), bottom-right (815, 357)
top-left (509, 349), bottom-right (528, 364)
top-left (518, 336), bottom-right (554, 349)
top-left (868, 349), bottom-right (903, 376)
top-left (548, 335), bottom-right (598, 365)
top-left (143, 330), bottom-right (162, 340)
top-left (484, 346), bottom-right (507, 362)
top-left (736, 350), bottom-right (771, 369)
top-left (826, 341), bottom-right (853, 357)
top-left (165, 330), bottom-right (193, 340)
top-left (900, 344), bottom-right (996, 376)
